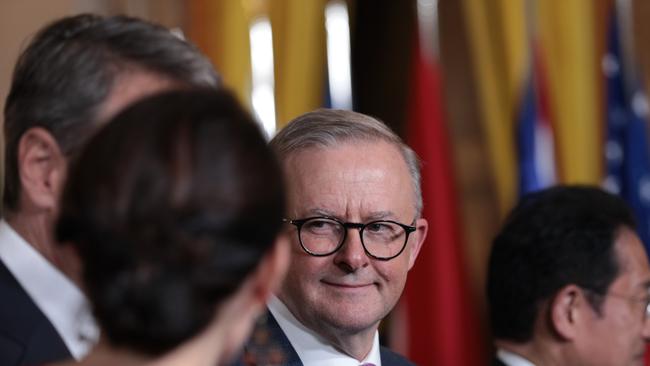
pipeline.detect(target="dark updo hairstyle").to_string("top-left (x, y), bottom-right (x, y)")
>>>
top-left (56, 89), bottom-right (285, 356)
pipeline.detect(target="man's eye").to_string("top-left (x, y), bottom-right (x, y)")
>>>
top-left (367, 223), bottom-right (389, 232)
top-left (304, 219), bottom-right (338, 233)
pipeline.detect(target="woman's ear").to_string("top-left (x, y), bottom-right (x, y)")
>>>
top-left (17, 127), bottom-right (67, 211)
top-left (252, 236), bottom-right (291, 303)
top-left (218, 236), bottom-right (291, 326)
top-left (213, 237), bottom-right (291, 362)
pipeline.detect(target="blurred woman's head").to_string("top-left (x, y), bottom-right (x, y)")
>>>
top-left (56, 89), bottom-right (287, 361)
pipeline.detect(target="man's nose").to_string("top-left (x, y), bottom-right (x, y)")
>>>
top-left (642, 313), bottom-right (650, 341)
top-left (333, 229), bottom-right (370, 272)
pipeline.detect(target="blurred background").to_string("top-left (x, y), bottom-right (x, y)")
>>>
top-left (2, 0), bottom-right (649, 365)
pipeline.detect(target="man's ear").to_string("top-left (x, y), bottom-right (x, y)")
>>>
top-left (549, 284), bottom-right (587, 341)
top-left (18, 127), bottom-right (67, 211)
top-left (407, 217), bottom-right (428, 270)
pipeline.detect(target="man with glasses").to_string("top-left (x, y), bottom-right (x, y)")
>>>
top-left (487, 185), bottom-right (650, 366)
top-left (236, 109), bottom-right (427, 366)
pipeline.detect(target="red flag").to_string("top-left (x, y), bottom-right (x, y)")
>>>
top-left (400, 36), bottom-right (487, 366)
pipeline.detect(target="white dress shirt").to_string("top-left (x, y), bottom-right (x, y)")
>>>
top-left (497, 348), bottom-right (536, 366)
top-left (0, 220), bottom-right (99, 360)
top-left (268, 295), bottom-right (382, 366)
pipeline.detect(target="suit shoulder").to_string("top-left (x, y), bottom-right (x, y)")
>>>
top-left (379, 346), bottom-right (416, 366)
top-left (0, 259), bottom-right (50, 337)
top-left (0, 258), bottom-right (71, 364)
top-left (491, 356), bottom-right (508, 366)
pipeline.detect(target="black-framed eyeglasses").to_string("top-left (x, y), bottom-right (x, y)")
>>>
top-left (284, 216), bottom-right (417, 261)
top-left (581, 287), bottom-right (650, 320)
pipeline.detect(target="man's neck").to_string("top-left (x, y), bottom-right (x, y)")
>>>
top-left (269, 295), bottom-right (379, 362)
top-left (5, 210), bottom-right (79, 283)
top-left (7, 210), bottom-right (53, 259)
top-left (496, 338), bottom-right (565, 366)
top-left (320, 325), bottom-right (378, 360)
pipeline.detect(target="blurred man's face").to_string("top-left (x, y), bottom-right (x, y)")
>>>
top-left (97, 71), bottom-right (177, 125)
top-left (578, 228), bottom-right (650, 366)
top-left (40, 71), bottom-right (177, 281)
top-left (53, 71), bottom-right (176, 208)
top-left (277, 140), bottom-right (427, 351)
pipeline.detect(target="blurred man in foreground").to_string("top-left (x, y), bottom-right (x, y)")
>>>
top-left (488, 185), bottom-right (650, 366)
top-left (238, 109), bottom-right (427, 366)
top-left (0, 14), bottom-right (218, 365)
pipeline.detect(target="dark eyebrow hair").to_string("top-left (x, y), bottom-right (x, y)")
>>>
top-left (303, 208), bottom-right (339, 219)
top-left (304, 209), bottom-right (399, 222)
top-left (364, 211), bottom-right (397, 221)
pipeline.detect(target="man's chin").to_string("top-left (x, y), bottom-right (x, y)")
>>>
top-left (635, 352), bottom-right (647, 366)
top-left (625, 349), bottom-right (648, 366)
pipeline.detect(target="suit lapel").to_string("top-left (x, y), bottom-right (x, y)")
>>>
top-left (379, 345), bottom-right (415, 366)
top-left (234, 310), bottom-right (303, 366)
top-left (492, 355), bottom-right (508, 366)
top-left (0, 258), bottom-right (71, 364)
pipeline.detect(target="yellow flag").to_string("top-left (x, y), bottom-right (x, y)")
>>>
top-left (187, 0), bottom-right (327, 130)
top-left (462, 0), bottom-right (527, 216)
top-left (187, 0), bottom-right (252, 108)
top-left (270, 0), bottom-right (327, 127)
top-left (537, 0), bottom-right (601, 184)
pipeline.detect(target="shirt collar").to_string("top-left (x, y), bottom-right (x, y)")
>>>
top-left (0, 220), bottom-right (99, 359)
top-left (497, 348), bottom-right (536, 366)
top-left (268, 295), bottom-right (381, 366)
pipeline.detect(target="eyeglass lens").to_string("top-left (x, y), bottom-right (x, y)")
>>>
top-left (299, 217), bottom-right (408, 258)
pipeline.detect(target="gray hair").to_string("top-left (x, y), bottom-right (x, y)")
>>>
top-left (270, 109), bottom-right (422, 217)
top-left (4, 14), bottom-right (220, 212)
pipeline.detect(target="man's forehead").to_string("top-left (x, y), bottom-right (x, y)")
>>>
top-left (283, 139), bottom-right (404, 164)
top-left (96, 70), bottom-right (178, 123)
top-left (282, 141), bottom-right (410, 190)
top-left (282, 140), bottom-right (416, 214)
top-left (613, 228), bottom-right (650, 289)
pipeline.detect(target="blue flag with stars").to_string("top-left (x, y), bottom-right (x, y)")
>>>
top-left (603, 11), bottom-right (650, 256)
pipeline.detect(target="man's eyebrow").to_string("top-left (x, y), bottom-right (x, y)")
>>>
top-left (304, 208), bottom-right (338, 218)
top-left (365, 211), bottom-right (396, 220)
top-left (299, 209), bottom-right (397, 221)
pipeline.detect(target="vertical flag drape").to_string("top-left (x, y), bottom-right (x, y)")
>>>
top-left (603, 4), bottom-right (650, 256)
top-left (187, 0), bottom-right (327, 129)
top-left (270, 0), bottom-right (327, 127)
top-left (537, 0), bottom-right (601, 184)
top-left (402, 26), bottom-right (486, 366)
top-left (187, 0), bottom-right (252, 107)
top-left (461, 0), bottom-right (522, 217)
top-left (516, 42), bottom-right (557, 195)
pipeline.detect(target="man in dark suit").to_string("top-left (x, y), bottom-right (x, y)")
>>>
top-left (0, 14), bottom-right (219, 365)
top-left (236, 109), bottom-right (427, 366)
top-left (240, 311), bottom-right (414, 366)
top-left (487, 186), bottom-right (650, 366)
